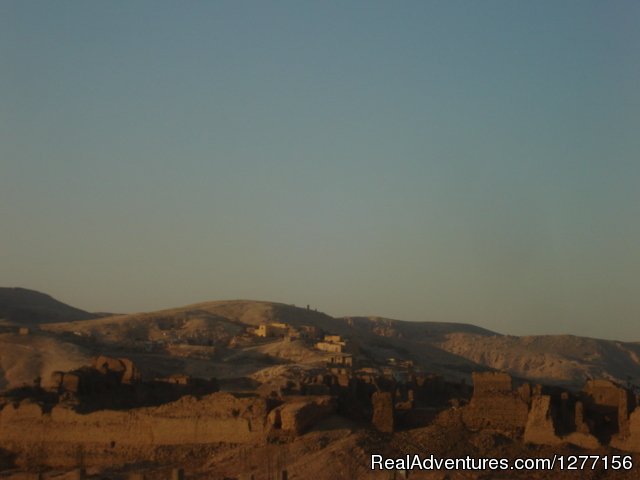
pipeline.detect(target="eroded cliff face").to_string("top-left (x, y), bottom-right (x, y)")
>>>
top-left (0, 392), bottom-right (270, 467)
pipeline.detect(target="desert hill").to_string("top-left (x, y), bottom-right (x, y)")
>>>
top-left (42, 300), bottom-right (339, 341)
top-left (341, 315), bottom-right (497, 340)
top-left (0, 332), bottom-right (91, 390)
top-left (0, 287), bottom-right (97, 325)
top-left (436, 332), bottom-right (640, 389)
top-left (336, 315), bottom-right (640, 388)
top-left (1, 291), bottom-right (639, 392)
top-left (39, 300), bottom-right (486, 389)
top-left (333, 316), bottom-right (640, 388)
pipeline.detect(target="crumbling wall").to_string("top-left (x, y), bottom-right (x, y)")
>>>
top-left (563, 431), bottom-right (601, 449)
top-left (471, 372), bottom-right (512, 396)
top-left (462, 372), bottom-right (528, 433)
top-left (583, 380), bottom-right (623, 408)
top-left (611, 408), bottom-right (640, 452)
top-left (574, 400), bottom-right (590, 433)
top-left (524, 395), bottom-right (561, 445)
top-left (371, 391), bottom-right (394, 433)
top-left (267, 396), bottom-right (335, 435)
top-left (93, 355), bottom-right (140, 384)
top-left (0, 393), bottom-right (269, 468)
top-left (581, 379), bottom-right (635, 442)
top-left (619, 388), bottom-right (632, 438)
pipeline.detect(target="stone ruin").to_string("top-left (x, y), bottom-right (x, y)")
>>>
top-left (458, 371), bottom-right (640, 452)
top-left (267, 395), bottom-right (336, 437)
top-left (44, 355), bottom-right (219, 412)
top-left (50, 360), bottom-right (640, 455)
top-left (462, 372), bottom-right (530, 433)
top-left (6, 357), bottom-right (640, 476)
top-left (280, 367), bottom-right (468, 434)
top-left (371, 391), bottom-right (394, 433)
top-left (50, 355), bottom-right (140, 398)
top-left (0, 388), bottom-right (338, 471)
top-left (582, 379), bottom-right (635, 439)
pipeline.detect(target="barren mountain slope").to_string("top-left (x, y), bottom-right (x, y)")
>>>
top-left (0, 287), bottom-right (97, 324)
top-left (5, 292), bottom-right (640, 390)
top-left (42, 300), bottom-right (342, 345)
top-left (0, 332), bottom-right (91, 389)
top-left (342, 315), bottom-right (497, 341)
top-left (43, 310), bottom-right (243, 348)
top-left (436, 332), bottom-right (640, 388)
top-left (40, 301), bottom-right (488, 384)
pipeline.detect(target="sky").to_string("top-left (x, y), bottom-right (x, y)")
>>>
top-left (1, 1), bottom-right (639, 340)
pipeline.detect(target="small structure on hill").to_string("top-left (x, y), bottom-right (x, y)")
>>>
top-left (315, 334), bottom-right (356, 354)
top-left (327, 353), bottom-right (354, 367)
top-left (255, 322), bottom-right (289, 338)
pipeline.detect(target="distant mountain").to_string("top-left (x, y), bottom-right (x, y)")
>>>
top-left (434, 332), bottom-right (640, 389)
top-left (41, 298), bottom-right (640, 388)
top-left (41, 300), bottom-right (488, 382)
top-left (0, 287), bottom-right (97, 324)
top-left (43, 299), bottom-right (341, 341)
top-left (2, 291), bottom-right (639, 391)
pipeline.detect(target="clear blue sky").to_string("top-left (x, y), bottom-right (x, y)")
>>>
top-left (1, 1), bottom-right (639, 340)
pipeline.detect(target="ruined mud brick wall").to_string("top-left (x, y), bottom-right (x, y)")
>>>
top-left (523, 380), bottom-right (640, 451)
top-left (372, 391), bottom-right (394, 433)
top-left (0, 393), bottom-right (270, 468)
top-left (470, 372), bottom-right (511, 395)
top-left (581, 379), bottom-right (636, 440)
top-left (583, 380), bottom-right (626, 408)
top-left (524, 395), bottom-right (561, 445)
top-left (611, 408), bottom-right (640, 452)
top-left (93, 356), bottom-right (140, 384)
top-left (524, 393), bottom-right (602, 449)
top-left (331, 376), bottom-right (375, 423)
top-left (462, 372), bottom-right (529, 433)
top-left (267, 395), bottom-right (336, 436)
top-left (618, 388), bottom-right (634, 437)
top-left (574, 400), bottom-right (590, 433)
top-left (49, 356), bottom-right (141, 396)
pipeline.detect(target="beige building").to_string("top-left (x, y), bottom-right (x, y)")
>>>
top-left (324, 334), bottom-right (342, 343)
top-left (327, 353), bottom-right (354, 367)
top-left (315, 333), bottom-right (356, 354)
top-left (315, 341), bottom-right (345, 353)
top-left (255, 322), bottom-right (289, 338)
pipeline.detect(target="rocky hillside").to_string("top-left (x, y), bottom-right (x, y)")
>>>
top-left (2, 290), bottom-right (639, 391)
top-left (339, 315), bottom-right (640, 388)
top-left (0, 287), bottom-right (97, 324)
top-left (435, 332), bottom-right (640, 389)
top-left (0, 332), bottom-right (91, 390)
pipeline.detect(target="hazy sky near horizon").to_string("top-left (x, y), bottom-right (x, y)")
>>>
top-left (2, 2), bottom-right (639, 340)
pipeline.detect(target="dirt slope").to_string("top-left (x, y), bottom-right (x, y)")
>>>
top-left (436, 333), bottom-right (640, 388)
top-left (0, 287), bottom-right (96, 324)
top-left (0, 332), bottom-right (91, 389)
top-left (4, 294), bottom-right (639, 390)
